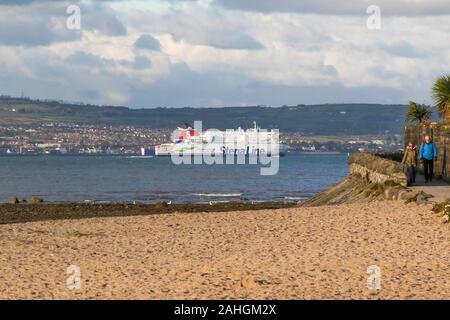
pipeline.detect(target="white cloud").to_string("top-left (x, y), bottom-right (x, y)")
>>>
top-left (214, 0), bottom-right (450, 16)
top-left (0, 0), bottom-right (449, 107)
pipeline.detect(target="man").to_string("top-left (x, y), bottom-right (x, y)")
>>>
top-left (402, 142), bottom-right (417, 185)
top-left (419, 135), bottom-right (438, 183)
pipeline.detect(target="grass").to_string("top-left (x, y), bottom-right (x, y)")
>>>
top-left (383, 180), bottom-right (403, 188)
top-left (363, 180), bottom-right (404, 198)
top-left (405, 193), bottom-right (420, 204)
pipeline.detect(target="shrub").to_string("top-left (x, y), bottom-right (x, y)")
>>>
top-left (383, 180), bottom-right (402, 188)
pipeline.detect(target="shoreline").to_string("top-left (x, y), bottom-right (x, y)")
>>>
top-left (0, 151), bottom-right (345, 157)
top-left (3, 168), bottom-right (447, 225)
top-left (0, 201), bottom-right (296, 225)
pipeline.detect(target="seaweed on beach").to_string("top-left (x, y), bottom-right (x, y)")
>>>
top-left (431, 200), bottom-right (450, 213)
top-left (0, 201), bottom-right (296, 225)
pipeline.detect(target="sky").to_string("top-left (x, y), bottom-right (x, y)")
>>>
top-left (0, 0), bottom-right (449, 108)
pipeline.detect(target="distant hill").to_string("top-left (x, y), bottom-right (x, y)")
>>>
top-left (0, 96), bottom-right (407, 135)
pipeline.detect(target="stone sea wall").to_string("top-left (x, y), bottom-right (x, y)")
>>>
top-left (348, 152), bottom-right (407, 186)
top-left (302, 152), bottom-right (409, 206)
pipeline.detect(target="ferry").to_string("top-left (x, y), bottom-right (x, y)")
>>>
top-left (141, 122), bottom-right (287, 157)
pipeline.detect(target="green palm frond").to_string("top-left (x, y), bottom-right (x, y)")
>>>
top-left (406, 101), bottom-right (432, 123)
top-left (432, 75), bottom-right (450, 120)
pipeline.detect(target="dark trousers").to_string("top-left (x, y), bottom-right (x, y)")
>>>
top-left (423, 159), bottom-right (434, 181)
top-left (406, 165), bottom-right (416, 184)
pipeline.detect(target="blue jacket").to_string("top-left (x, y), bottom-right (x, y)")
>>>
top-left (419, 142), bottom-right (437, 160)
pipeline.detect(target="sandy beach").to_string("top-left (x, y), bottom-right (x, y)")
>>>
top-left (0, 201), bottom-right (448, 300)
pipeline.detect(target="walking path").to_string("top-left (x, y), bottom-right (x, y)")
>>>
top-left (409, 174), bottom-right (449, 203)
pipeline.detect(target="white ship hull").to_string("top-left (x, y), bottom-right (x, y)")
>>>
top-left (154, 123), bottom-right (286, 157)
top-left (155, 143), bottom-right (285, 157)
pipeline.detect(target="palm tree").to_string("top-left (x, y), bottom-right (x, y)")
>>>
top-left (432, 75), bottom-right (450, 121)
top-left (406, 101), bottom-right (432, 124)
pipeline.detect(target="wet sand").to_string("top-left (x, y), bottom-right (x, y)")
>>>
top-left (0, 201), bottom-right (448, 299)
top-left (0, 202), bottom-right (294, 225)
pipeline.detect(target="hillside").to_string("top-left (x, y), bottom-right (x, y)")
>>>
top-left (0, 96), bottom-right (407, 135)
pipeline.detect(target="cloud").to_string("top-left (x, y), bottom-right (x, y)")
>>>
top-left (133, 56), bottom-right (153, 69)
top-left (382, 41), bottom-right (428, 59)
top-left (176, 32), bottom-right (264, 50)
top-left (0, 1), bottom-right (127, 47)
top-left (82, 3), bottom-right (128, 36)
top-left (214, 0), bottom-right (450, 16)
top-left (0, 0), bottom-right (449, 108)
top-left (0, 3), bottom-right (81, 46)
top-left (66, 51), bottom-right (113, 66)
top-left (134, 34), bottom-right (161, 51)
top-left (0, 0), bottom-right (36, 4)
top-left (127, 62), bottom-right (406, 107)
top-left (128, 6), bottom-right (265, 50)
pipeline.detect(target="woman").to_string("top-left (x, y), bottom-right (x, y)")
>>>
top-left (402, 142), bottom-right (418, 185)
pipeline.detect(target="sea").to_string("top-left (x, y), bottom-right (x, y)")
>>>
top-left (0, 153), bottom-right (348, 203)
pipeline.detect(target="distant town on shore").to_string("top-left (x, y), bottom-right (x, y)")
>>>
top-left (0, 95), bottom-right (406, 155)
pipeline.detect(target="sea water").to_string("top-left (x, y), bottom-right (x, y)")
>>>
top-left (0, 154), bottom-right (348, 203)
